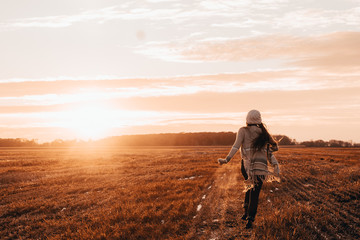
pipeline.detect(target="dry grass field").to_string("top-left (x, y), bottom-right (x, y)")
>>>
top-left (1, 147), bottom-right (359, 239)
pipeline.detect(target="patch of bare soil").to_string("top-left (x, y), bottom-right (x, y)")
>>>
top-left (186, 162), bottom-right (255, 240)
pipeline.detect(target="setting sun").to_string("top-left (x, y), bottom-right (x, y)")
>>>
top-left (64, 104), bottom-right (116, 140)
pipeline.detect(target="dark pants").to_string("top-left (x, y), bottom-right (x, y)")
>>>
top-left (241, 160), bottom-right (263, 221)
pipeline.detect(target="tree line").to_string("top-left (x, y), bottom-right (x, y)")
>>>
top-left (0, 132), bottom-right (358, 147)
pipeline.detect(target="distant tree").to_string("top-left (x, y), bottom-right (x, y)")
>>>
top-left (314, 140), bottom-right (327, 147)
top-left (329, 140), bottom-right (343, 147)
top-left (0, 138), bottom-right (39, 147)
top-left (300, 139), bottom-right (354, 148)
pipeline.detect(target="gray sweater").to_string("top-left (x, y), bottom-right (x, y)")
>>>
top-left (226, 125), bottom-right (279, 175)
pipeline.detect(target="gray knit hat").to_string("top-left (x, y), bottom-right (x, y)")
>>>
top-left (246, 109), bottom-right (262, 124)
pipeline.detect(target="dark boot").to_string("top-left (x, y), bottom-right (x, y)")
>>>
top-left (245, 220), bottom-right (253, 229)
top-left (245, 216), bottom-right (254, 229)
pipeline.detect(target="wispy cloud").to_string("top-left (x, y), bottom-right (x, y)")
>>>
top-left (1, 69), bottom-right (347, 106)
top-left (0, 75), bottom-right (121, 83)
top-left (136, 32), bottom-right (360, 72)
top-left (1, 0), bottom-right (358, 46)
top-left (0, 79), bottom-right (312, 106)
top-left (1, 4), bottom-right (184, 29)
top-left (1, 70), bottom-right (360, 113)
top-left (4, 0), bottom-right (356, 30)
top-left (3, 7), bottom-right (119, 28)
top-left (274, 7), bottom-right (360, 30)
top-left (0, 109), bottom-right (247, 131)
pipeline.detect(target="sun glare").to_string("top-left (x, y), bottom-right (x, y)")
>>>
top-left (65, 104), bottom-right (116, 140)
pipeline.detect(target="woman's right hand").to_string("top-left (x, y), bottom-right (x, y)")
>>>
top-left (218, 158), bottom-right (228, 165)
top-left (274, 164), bottom-right (280, 176)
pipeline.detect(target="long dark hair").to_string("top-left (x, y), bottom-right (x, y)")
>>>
top-left (248, 123), bottom-right (271, 151)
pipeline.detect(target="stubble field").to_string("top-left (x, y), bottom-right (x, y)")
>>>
top-left (0, 147), bottom-right (359, 239)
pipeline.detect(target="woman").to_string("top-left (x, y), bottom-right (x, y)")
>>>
top-left (218, 109), bottom-right (280, 229)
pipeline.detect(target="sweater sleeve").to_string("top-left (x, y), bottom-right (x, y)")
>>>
top-left (269, 152), bottom-right (279, 166)
top-left (225, 128), bottom-right (245, 162)
top-left (267, 137), bottom-right (279, 165)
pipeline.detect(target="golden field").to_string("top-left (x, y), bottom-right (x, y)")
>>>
top-left (1, 147), bottom-right (359, 239)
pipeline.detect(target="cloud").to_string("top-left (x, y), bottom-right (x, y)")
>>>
top-left (2, 0), bottom-right (358, 48)
top-left (273, 7), bottom-right (360, 30)
top-left (0, 79), bottom-right (308, 106)
top-left (0, 75), bottom-right (121, 83)
top-left (1, 4), bottom-right (184, 29)
top-left (0, 69), bottom-right (341, 104)
top-left (2, 66), bottom-right (360, 98)
top-left (137, 31), bottom-right (360, 72)
top-left (1, 69), bottom-right (359, 117)
top-left (0, 0), bottom-right (301, 30)
top-left (1, 5), bottom-right (181, 29)
top-left (119, 86), bottom-right (360, 115)
top-left (290, 32), bottom-right (360, 71)
top-left (3, 7), bottom-right (120, 28)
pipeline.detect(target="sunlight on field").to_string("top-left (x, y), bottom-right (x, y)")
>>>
top-left (1, 147), bottom-right (359, 239)
top-left (0, 147), bottom-right (220, 239)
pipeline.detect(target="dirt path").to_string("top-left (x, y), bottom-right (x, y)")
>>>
top-left (186, 163), bottom-right (254, 240)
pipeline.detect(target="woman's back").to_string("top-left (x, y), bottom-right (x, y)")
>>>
top-left (241, 125), bottom-right (262, 149)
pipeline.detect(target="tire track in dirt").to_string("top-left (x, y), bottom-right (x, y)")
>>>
top-left (186, 163), bottom-right (254, 240)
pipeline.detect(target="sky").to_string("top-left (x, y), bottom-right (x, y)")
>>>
top-left (1, 0), bottom-right (360, 143)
